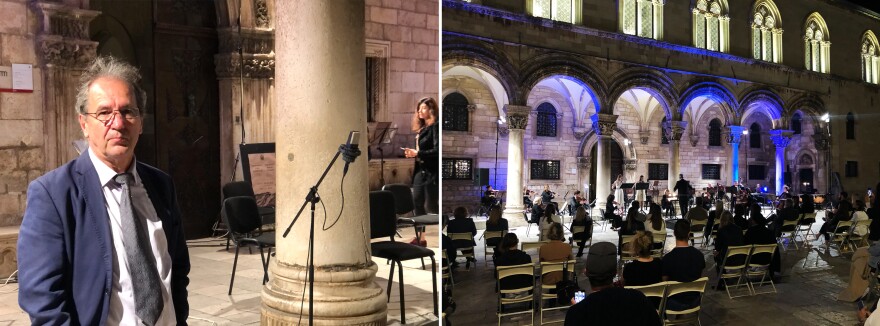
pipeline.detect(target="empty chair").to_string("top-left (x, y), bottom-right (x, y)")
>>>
top-left (382, 184), bottom-right (440, 241)
top-left (663, 277), bottom-right (709, 325)
top-left (778, 218), bottom-right (801, 251)
top-left (747, 244), bottom-right (778, 295)
top-left (222, 181), bottom-right (275, 250)
top-left (688, 219), bottom-right (708, 247)
top-left (718, 245), bottom-right (752, 299)
top-left (796, 212), bottom-right (818, 243)
top-left (523, 211), bottom-right (539, 236)
top-left (539, 260), bottom-right (577, 324)
top-left (369, 190), bottom-right (438, 324)
top-left (495, 263), bottom-right (535, 325)
top-left (483, 230), bottom-right (507, 267)
top-left (222, 196), bottom-right (275, 295)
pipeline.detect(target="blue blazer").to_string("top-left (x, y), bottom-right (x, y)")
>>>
top-left (17, 151), bottom-right (190, 325)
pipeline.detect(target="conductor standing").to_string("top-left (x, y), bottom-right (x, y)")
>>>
top-left (673, 174), bottom-right (691, 218)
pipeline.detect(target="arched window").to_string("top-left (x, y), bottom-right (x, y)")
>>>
top-left (751, 0), bottom-right (782, 63)
top-left (804, 13), bottom-right (831, 73)
top-left (847, 112), bottom-right (855, 139)
top-left (791, 113), bottom-right (802, 135)
top-left (536, 102), bottom-right (558, 137)
top-left (527, 0), bottom-right (582, 24)
top-left (708, 119), bottom-right (722, 146)
top-left (661, 117), bottom-right (669, 144)
top-left (693, 0), bottom-right (729, 52)
top-left (442, 92), bottom-right (470, 132)
top-left (620, 0), bottom-right (664, 40)
top-left (749, 123), bottom-right (761, 148)
top-left (862, 31), bottom-right (880, 84)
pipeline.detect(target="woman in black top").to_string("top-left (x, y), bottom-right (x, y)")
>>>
top-left (605, 194), bottom-right (622, 229)
top-left (713, 211), bottom-right (744, 287)
top-left (485, 206), bottom-right (508, 247)
top-left (570, 206), bottom-right (593, 257)
top-left (622, 231), bottom-right (663, 287)
top-left (619, 207), bottom-right (645, 255)
top-left (403, 97), bottom-right (439, 215)
top-left (494, 233), bottom-right (533, 292)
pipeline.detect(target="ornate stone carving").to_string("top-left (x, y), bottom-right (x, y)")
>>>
top-left (218, 28), bottom-right (275, 54)
top-left (769, 129), bottom-right (793, 148)
top-left (590, 114), bottom-right (618, 137)
top-left (214, 54), bottom-right (275, 78)
top-left (624, 159), bottom-right (637, 171)
top-left (38, 37), bottom-right (98, 68)
top-left (688, 133), bottom-right (699, 147)
top-left (577, 156), bottom-right (590, 169)
top-left (662, 120), bottom-right (687, 141)
top-left (505, 105), bottom-right (532, 130)
top-left (32, 2), bottom-right (100, 68)
top-left (216, 27), bottom-right (275, 78)
top-left (726, 125), bottom-right (744, 144)
top-left (573, 127), bottom-right (588, 140)
top-left (255, 0), bottom-right (270, 28)
top-left (638, 130), bottom-right (650, 145)
top-left (497, 124), bottom-right (509, 137)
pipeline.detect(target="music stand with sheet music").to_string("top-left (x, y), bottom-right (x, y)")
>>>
top-left (368, 122), bottom-right (397, 186)
top-left (620, 183), bottom-right (635, 207)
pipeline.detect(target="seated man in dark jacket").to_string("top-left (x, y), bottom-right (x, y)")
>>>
top-left (447, 206), bottom-right (477, 264)
top-left (744, 215), bottom-right (781, 279)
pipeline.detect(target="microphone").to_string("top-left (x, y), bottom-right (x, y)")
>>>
top-left (340, 131), bottom-right (361, 176)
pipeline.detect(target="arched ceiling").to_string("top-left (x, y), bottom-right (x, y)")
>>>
top-left (531, 75), bottom-right (598, 127)
top-left (615, 88), bottom-right (662, 129)
top-left (443, 65), bottom-right (510, 117)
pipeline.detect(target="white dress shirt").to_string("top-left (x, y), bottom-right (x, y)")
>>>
top-left (88, 148), bottom-right (176, 325)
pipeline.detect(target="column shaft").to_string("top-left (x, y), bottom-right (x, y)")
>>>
top-left (502, 105), bottom-right (531, 221)
top-left (591, 114), bottom-right (618, 207)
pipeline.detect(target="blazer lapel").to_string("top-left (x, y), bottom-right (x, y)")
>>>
top-left (73, 152), bottom-right (114, 280)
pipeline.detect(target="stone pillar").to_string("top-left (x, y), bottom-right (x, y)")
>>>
top-left (502, 105), bottom-right (531, 221)
top-left (726, 126), bottom-right (744, 184)
top-left (262, 1), bottom-right (386, 325)
top-left (592, 114), bottom-right (618, 207)
top-left (577, 156), bottom-right (591, 203)
top-left (663, 120), bottom-right (687, 189)
top-left (813, 132), bottom-right (830, 193)
top-left (770, 129), bottom-right (793, 195)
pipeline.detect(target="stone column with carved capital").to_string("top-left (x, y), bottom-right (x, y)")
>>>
top-left (726, 125), bottom-right (744, 184)
top-left (577, 156), bottom-right (591, 205)
top-left (770, 129), bottom-right (793, 195)
top-left (663, 120), bottom-right (687, 191)
top-left (32, 1), bottom-right (100, 169)
top-left (503, 105), bottom-right (531, 221)
top-left (263, 2), bottom-right (387, 324)
top-left (592, 113), bottom-right (617, 207)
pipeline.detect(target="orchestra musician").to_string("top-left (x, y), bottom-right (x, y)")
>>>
top-left (483, 185), bottom-right (498, 207)
top-left (605, 194), bottom-right (622, 230)
top-left (541, 185), bottom-right (555, 205)
top-left (613, 174), bottom-right (626, 208)
top-left (635, 175), bottom-right (647, 208)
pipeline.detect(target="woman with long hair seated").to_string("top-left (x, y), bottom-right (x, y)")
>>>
top-left (618, 206), bottom-right (646, 255)
top-left (570, 206), bottom-right (593, 257)
top-left (621, 231), bottom-right (662, 287)
top-left (646, 203), bottom-right (666, 250)
top-left (485, 205), bottom-right (508, 248)
top-left (494, 233), bottom-right (532, 296)
top-left (539, 223), bottom-right (574, 286)
top-left (539, 203), bottom-right (560, 241)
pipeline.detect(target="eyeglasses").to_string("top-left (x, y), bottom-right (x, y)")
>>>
top-left (83, 108), bottom-right (141, 125)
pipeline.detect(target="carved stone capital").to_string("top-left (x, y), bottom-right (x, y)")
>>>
top-left (32, 1), bottom-right (100, 68)
top-left (689, 133), bottom-right (699, 147)
top-left (214, 53), bottom-right (275, 79)
top-left (573, 127), bottom-right (588, 140)
top-left (769, 129), bottom-right (793, 148)
top-left (813, 133), bottom-right (830, 151)
top-left (662, 120), bottom-right (687, 141)
top-left (590, 113), bottom-right (618, 137)
top-left (639, 130), bottom-right (651, 145)
top-left (254, 0), bottom-right (271, 28)
top-left (726, 125), bottom-right (745, 144)
top-left (38, 36), bottom-right (98, 68)
top-left (577, 156), bottom-right (591, 169)
top-left (217, 27), bottom-right (275, 54)
top-left (505, 105), bottom-right (532, 130)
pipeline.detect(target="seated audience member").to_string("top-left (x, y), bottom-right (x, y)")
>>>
top-left (869, 184), bottom-right (880, 242)
top-left (646, 203), bottom-right (666, 250)
top-left (531, 198), bottom-right (545, 223)
top-left (570, 206), bottom-right (593, 257)
top-left (523, 189), bottom-right (534, 210)
top-left (447, 206), bottom-right (477, 264)
top-left (631, 201), bottom-right (647, 222)
top-left (539, 223), bottom-right (574, 286)
top-left (442, 233), bottom-right (457, 269)
top-left (619, 206), bottom-right (646, 255)
top-left (662, 220), bottom-right (706, 310)
top-left (705, 200), bottom-right (724, 241)
top-left (494, 233), bottom-right (533, 293)
top-left (621, 231), bottom-right (662, 287)
top-left (770, 198), bottom-right (800, 237)
top-left (661, 192), bottom-right (674, 218)
top-left (564, 242), bottom-right (661, 325)
top-left (685, 197), bottom-right (709, 236)
top-left (605, 194), bottom-right (622, 230)
top-left (838, 245), bottom-right (872, 302)
top-left (852, 200), bottom-right (870, 238)
top-left (485, 206), bottom-right (508, 248)
top-left (539, 203), bottom-right (561, 241)
top-left (820, 192), bottom-right (854, 242)
top-left (743, 214), bottom-right (781, 279)
top-left (712, 211), bottom-right (744, 289)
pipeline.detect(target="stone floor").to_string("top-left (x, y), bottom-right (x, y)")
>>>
top-left (0, 225), bottom-right (440, 325)
top-left (445, 209), bottom-right (867, 326)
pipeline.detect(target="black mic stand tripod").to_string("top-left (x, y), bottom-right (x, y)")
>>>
top-left (282, 142), bottom-right (360, 325)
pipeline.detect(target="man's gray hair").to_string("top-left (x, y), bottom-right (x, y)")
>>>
top-left (74, 56), bottom-right (147, 115)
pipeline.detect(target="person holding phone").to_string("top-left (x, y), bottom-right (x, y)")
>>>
top-left (403, 97), bottom-right (439, 215)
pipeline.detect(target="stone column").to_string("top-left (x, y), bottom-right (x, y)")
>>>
top-left (502, 105), bottom-right (531, 221)
top-left (592, 114), bottom-right (618, 207)
top-left (813, 132), bottom-right (830, 193)
top-left (577, 156), bottom-right (591, 202)
top-left (770, 129), bottom-right (793, 195)
top-left (263, 1), bottom-right (386, 325)
top-left (663, 120), bottom-right (687, 189)
top-left (726, 125), bottom-right (744, 184)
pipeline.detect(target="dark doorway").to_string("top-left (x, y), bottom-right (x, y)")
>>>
top-left (799, 169), bottom-right (814, 194)
top-left (589, 141), bottom-right (624, 202)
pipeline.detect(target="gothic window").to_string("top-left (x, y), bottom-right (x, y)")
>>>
top-left (536, 102), bottom-right (558, 137)
top-left (749, 123), bottom-right (761, 148)
top-left (620, 0), bottom-right (663, 40)
top-left (791, 113), bottom-right (802, 135)
top-left (442, 92), bottom-right (469, 132)
top-left (804, 13), bottom-right (830, 73)
top-left (751, 1), bottom-right (782, 63)
top-left (693, 0), bottom-right (728, 52)
top-left (531, 160), bottom-right (561, 180)
top-left (862, 31), bottom-right (880, 84)
top-left (708, 119), bottom-right (722, 146)
top-left (529, 0), bottom-right (581, 24)
top-left (661, 117), bottom-right (669, 144)
top-left (442, 158), bottom-right (473, 180)
top-left (847, 112), bottom-right (855, 139)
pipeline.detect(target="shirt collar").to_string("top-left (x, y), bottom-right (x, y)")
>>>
top-left (87, 147), bottom-right (141, 187)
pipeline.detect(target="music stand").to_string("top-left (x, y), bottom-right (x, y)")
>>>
top-left (725, 186), bottom-right (738, 212)
top-left (368, 122), bottom-right (396, 186)
top-left (620, 183), bottom-right (635, 207)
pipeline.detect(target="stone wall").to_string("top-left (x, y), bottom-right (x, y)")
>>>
top-left (0, 0), bottom-right (41, 227)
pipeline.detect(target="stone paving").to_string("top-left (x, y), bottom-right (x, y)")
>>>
top-left (0, 225), bottom-right (440, 325)
top-left (444, 209), bottom-right (866, 326)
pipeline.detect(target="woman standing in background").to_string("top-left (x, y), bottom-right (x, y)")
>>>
top-left (403, 97), bottom-right (439, 215)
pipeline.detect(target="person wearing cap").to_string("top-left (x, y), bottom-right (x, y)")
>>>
top-left (564, 242), bottom-right (661, 325)
top-left (661, 220), bottom-right (706, 311)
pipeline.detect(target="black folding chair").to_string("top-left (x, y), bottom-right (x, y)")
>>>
top-left (222, 181), bottom-right (275, 250)
top-left (222, 196), bottom-right (275, 295)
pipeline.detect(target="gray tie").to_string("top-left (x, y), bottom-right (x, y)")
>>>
top-left (114, 173), bottom-right (163, 325)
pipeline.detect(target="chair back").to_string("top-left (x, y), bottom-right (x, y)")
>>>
top-left (369, 190), bottom-right (398, 239)
top-left (448, 232), bottom-right (475, 249)
top-left (223, 181), bottom-right (257, 199)
top-left (496, 263), bottom-right (536, 296)
top-left (382, 184), bottom-right (416, 216)
top-left (620, 235), bottom-right (636, 260)
top-left (521, 241), bottom-right (547, 253)
top-left (722, 245), bottom-right (752, 270)
top-left (539, 260), bottom-right (577, 279)
top-left (626, 282), bottom-right (668, 313)
top-left (223, 196), bottom-right (262, 234)
top-left (665, 277), bottom-right (708, 315)
top-left (484, 230), bottom-right (507, 245)
top-left (571, 226), bottom-right (587, 238)
top-left (749, 244), bottom-right (776, 267)
top-left (780, 218), bottom-right (799, 232)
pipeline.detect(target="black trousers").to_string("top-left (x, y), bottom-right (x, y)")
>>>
top-left (412, 170), bottom-right (438, 215)
top-left (679, 196), bottom-right (690, 218)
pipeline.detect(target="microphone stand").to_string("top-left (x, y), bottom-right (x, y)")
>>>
top-left (282, 143), bottom-right (359, 325)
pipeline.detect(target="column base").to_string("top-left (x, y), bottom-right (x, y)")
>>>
top-left (261, 261), bottom-right (387, 325)
top-left (503, 205), bottom-right (526, 227)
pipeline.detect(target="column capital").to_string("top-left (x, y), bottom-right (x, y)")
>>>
top-left (662, 120), bottom-right (687, 141)
top-left (577, 156), bottom-right (591, 169)
top-left (504, 105), bottom-right (532, 130)
top-left (33, 1), bottom-right (101, 68)
top-left (726, 125), bottom-right (745, 144)
top-left (590, 113), bottom-right (618, 136)
top-left (639, 130), bottom-right (651, 145)
top-left (813, 133), bottom-right (830, 151)
top-left (769, 129), bottom-right (793, 148)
